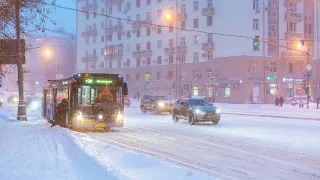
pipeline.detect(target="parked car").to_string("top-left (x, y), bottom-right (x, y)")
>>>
top-left (7, 95), bottom-right (19, 103)
top-left (140, 95), bottom-right (173, 115)
top-left (172, 98), bottom-right (221, 125)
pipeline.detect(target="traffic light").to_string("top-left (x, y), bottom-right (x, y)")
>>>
top-left (254, 35), bottom-right (259, 46)
top-left (298, 89), bottom-right (302, 95)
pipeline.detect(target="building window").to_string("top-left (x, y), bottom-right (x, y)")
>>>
top-left (127, 16), bottom-right (131, 24)
top-left (127, 2), bottom-right (131, 11)
top-left (147, 42), bottom-right (151, 49)
top-left (136, 43), bottom-right (140, 50)
top-left (86, 37), bottom-right (89, 44)
top-left (208, 53), bottom-right (213, 61)
top-left (109, 20), bottom-right (112, 27)
top-left (101, 35), bottom-right (104, 42)
top-left (147, 57), bottom-right (151, 65)
top-left (93, 49), bottom-right (96, 56)
top-left (126, 74), bottom-right (130, 81)
top-left (207, 69), bottom-right (212, 78)
top-left (101, 8), bottom-right (104, 15)
top-left (109, 61), bottom-right (112, 68)
top-left (147, 0), bottom-right (151, 5)
top-left (287, 22), bottom-right (296, 32)
top-left (127, 44), bottom-right (130, 52)
top-left (181, 4), bottom-right (186, 12)
top-left (193, 71), bottom-right (201, 79)
top-left (270, 62), bottom-right (277, 72)
top-left (127, 30), bottom-right (131, 38)
top-left (93, 36), bottom-right (97, 44)
top-left (93, 23), bottom-right (96, 30)
top-left (101, 48), bottom-right (104, 55)
top-left (207, 33), bottom-right (213, 43)
top-left (253, 0), bottom-right (259, 10)
top-left (287, 3), bottom-right (296, 12)
top-left (117, 4), bottom-right (121, 12)
top-left (136, 29), bottom-right (140, 37)
top-left (157, 56), bottom-right (162, 64)
top-left (207, 16), bottom-right (213, 26)
top-left (86, 13), bottom-right (89, 20)
top-left (157, 40), bottom-right (162, 48)
top-left (180, 56), bottom-right (185, 63)
top-left (136, 58), bottom-right (141, 66)
top-left (253, 19), bottom-right (259, 30)
top-left (194, 35), bottom-right (199, 44)
top-left (157, 10), bottom-right (162, 18)
top-left (136, 73), bottom-right (140, 80)
top-left (157, 72), bottom-right (161, 80)
top-left (169, 55), bottom-right (174, 64)
top-left (169, 23), bottom-right (173, 32)
top-left (193, 1), bottom-right (199, 11)
top-left (193, 18), bottom-right (199, 28)
top-left (118, 60), bottom-right (121, 68)
top-left (304, 24), bottom-right (312, 34)
top-left (157, 25), bottom-right (162, 34)
top-left (207, 0), bottom-right (213, 8)
top-left (268, 23), bottom-right (275, 32)
top-left (101, 22), bottom-right (104, 29)
top-left (180, 37), bottom-right (186, 46)
top-left (289, 62), bottom-right (295, 73)
top-left (253, 40), bottom-right (259, 51)
top-left (93, 13), bottom-right (97, 18)
top-left (147, 27), bottom-right (151, 36)
top-left (147, 12), bottom-right (151, 20)
top-left (118, 32), bottom-right (121, 40)
top-left (181, 21), bottom-right (186, 29)
top-left (136, 0), bottom-right (140, 8)
top-left (169, 39), bottom-right (174, 47)
top-left (109, 7), bottom-right (112, 15)
top-left (127, 59), bottom-right (130, 67)
top-left (193, 52), bottom-right (199, 62)
top-left (168, 71), bottom-right (173, 79)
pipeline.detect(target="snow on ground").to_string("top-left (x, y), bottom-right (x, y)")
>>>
top-left (89, 104), bottom-right (320, 180)
top-left (0, 105), bottom-right (215, 180)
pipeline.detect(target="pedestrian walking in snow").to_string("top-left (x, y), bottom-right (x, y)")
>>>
top-left (279, 97), bottom-right (284, 107)
top-left (275, 97), bottom-right (279, 107)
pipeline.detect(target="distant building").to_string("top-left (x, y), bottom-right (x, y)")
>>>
top-left (76, 0), bottom-right (320, 103)
top-left (2, 28), bottom-right (76, 93)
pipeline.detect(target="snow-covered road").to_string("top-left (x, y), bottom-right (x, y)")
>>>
top-left (89, 107), bottom-right (320, 180)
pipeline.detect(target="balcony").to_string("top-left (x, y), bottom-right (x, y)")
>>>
top-left (82, 55), bottom-right (97, 63)
top-left (201, 43), bottom-right (215, 51)
top-left (141, 50), bottom-right (152, 57)
top-left (164, 47), bottom-right (175, 55)
top-left (105, 25), bottom-right (123, 34)
top-left (82, 4), bottom-right (97, 12)
top-left (82, 29), bottom-right (97, 37)
top-left (175, 46), bottom-right (187, 54)
top-left (141, 20), bottom-right (152, 27)
top-left (304, 15), bottom-right (313, 23)
top-left (285, 12), bottom-right (303, 22)
top-left (284, 0), bottom-right (302, 6)
top-left (281, 51), bottom-right (304, 59)
top-left (178, 13), bottom-right (187, 21)
top-left (284, 32), bottom-right (302, 40)
top-left (132, 21), bottom-right (142, 30)
top-left (202, 8), bottom-right (214, 16)
top-left (132, 51), bottom-right (141, 58)
top-left (305, 34), bottom-right (313, 40)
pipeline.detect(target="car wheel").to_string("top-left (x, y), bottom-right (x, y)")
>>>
top-left (188, 115), bottom-right (195, 125)
top-left (141, 106), bottom-right (147, 113)
top-left (212, 119), bottom-right (220, 124)
top-left (172, 113), bottom-right (179, 123)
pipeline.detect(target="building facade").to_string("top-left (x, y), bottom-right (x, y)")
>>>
top-left (2, 28), bottom-right (76, 93)
top-left (76, 0), bottom-right (320, 103)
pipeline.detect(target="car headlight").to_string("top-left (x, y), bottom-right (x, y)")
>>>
top-left (216, 108), bottom-right (221, 113)
top-left (157, 102), bottom-right (165, 107)
top-left (98, 114), bottom-right (103, 120)
top-left (0, 99), bottom-right (3, 103)
top-left (195, 109), bottom-right (205, 114)
top-left (117, 111), bottom-right (123, 121)
top-left (13, 97), bottom-right (18, 102)
top-left (76, 111), bottom-right (83, 121)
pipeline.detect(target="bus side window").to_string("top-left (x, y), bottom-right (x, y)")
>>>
top-left (78, 88), bottom-right (82, 105)
top-left (124, 83), bottom-right (128, 96)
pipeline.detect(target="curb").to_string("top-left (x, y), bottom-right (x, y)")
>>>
top-left (223, 112), bottom-right (320, 121)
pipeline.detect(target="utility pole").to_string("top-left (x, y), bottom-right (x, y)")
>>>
top-left (15, 0), bottom-right (27, 121)
top-left (175, 0), bottom-right (179, 99)
top-left (306, 52), bottom-right (310, 109)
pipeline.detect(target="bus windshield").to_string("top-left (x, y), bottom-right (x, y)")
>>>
top-left (78, 86), bottom-right (123, 105)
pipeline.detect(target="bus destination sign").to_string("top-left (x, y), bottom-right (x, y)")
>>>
top-left (85, 78), bottom-right (113, 85)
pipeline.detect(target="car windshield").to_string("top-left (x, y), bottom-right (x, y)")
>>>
top-left (188, 99), bottom-right (210, 106)
top-left (153, 96), bottom-right (167, 101)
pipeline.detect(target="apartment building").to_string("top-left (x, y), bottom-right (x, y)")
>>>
top-left (76, 0), bottom-right (320, 103)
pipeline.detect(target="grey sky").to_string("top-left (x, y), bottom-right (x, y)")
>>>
top-left (47, 0), bottom-right (76, 33)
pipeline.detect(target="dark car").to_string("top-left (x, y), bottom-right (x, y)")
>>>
top-left (172, 98), bottom-right (221, 125)
top-left (140, 95), bottom-right (172, 115)
top-left (26, 96), bottom-right (42, 110)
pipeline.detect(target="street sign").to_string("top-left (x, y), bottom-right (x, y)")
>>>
top-left (0, 76), bottom-right (2, 88)
top-left (307, 72), bottom-right (311, 78)
top-left (267, 76), bottom-right (274, 80)
top-left (306, 64), bottom-right (312, 71)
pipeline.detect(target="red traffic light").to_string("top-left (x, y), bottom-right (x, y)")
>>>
top-left (298, 90), bottom-right (302, 95)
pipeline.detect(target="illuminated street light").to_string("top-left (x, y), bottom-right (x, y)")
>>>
top-left (297, 43), bottom-right (302, 48)
top-left (45, 49), bottom-right (51, 56)
top-left (165, 13), bottom-right (173, 21)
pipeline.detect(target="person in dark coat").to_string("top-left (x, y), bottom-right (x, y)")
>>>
top-left (279, 97), bottom-right (284, 107)
top-left (51, 99), bottom-right (68, 127)
top-left (275, 97), bottom-right (279, 107)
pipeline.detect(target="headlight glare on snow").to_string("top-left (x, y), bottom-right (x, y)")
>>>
top-left (216, 109), bottom-right (221, 113)
top-left (76, 111), bottom-right (83, 121)
top-left (157, 102), bottom-right (165, 107)
top-left (195, 109), bottom-right (205, 114)
top-left (117, 111), bottom-right (123, 121)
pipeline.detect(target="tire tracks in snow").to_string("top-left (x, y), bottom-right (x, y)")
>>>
top-left (89, 124), bottom-right (320, 180)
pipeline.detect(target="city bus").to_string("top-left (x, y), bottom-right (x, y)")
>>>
top-left (42, 73), bottom-right (128, 131)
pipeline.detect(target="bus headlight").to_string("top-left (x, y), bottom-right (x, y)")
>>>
top-left (216, 109), bottom-right (221, 113)
top-left (13, 97), bottom-right (18, 103)
top-left (117, 111), bottom-right (123, 121)
top-left (157, 102), bottom-right (165, 107)
top-left (98, 114), bottom-right (103, 120)
top-left (76, 111), bottom-right (83, 121)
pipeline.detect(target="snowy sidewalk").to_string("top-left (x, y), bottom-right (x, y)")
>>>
top-left (0, 106), bottom-right (215, 180)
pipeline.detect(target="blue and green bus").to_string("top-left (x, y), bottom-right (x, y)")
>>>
top-left (42, 73), bottom-right (128, 131)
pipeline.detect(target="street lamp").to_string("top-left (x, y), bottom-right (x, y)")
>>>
top-left (43, 47), bottom-right (58, 79)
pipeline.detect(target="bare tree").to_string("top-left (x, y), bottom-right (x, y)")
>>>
top-left (0, 0), bottom-right (56, 76)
